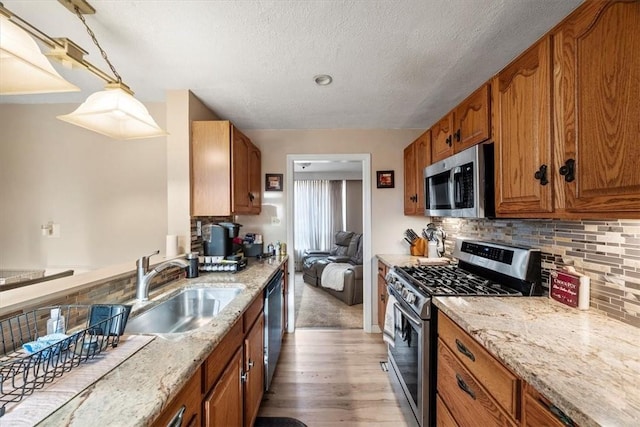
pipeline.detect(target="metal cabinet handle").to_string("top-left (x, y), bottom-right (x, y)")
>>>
top-left (166, 405), bottom-right (186, 427)
top-left (454, 129), bottom-right (461, 142)
top-left (446, 135), bottom-right (453, 147)
top-left (455, 339), bottom-right (476, 362)
top-left (241, 372), bottom-right (248, 383)
top-left (559, 159), bottom-right (575, 183)
top-left (248, 360), bottom-right (254, 369)
top-left (534, 164), bottom-right (549, 186)
top-left (456, 373), bottom-right (476, 400)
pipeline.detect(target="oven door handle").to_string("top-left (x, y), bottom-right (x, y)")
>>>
top-left (393, 299), bottom-right (422, 328)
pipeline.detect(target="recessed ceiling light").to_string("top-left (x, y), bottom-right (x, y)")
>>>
top-left (314, 74), bottom-right (333, 86)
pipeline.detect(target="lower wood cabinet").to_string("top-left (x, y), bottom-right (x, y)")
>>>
top-left (203, 348), bottom-right (244, 427)
top-left (436, 393), bottom-right (458, 427)
top-left (437, 311), bottom-right (519, 426)
top-left (522, 383), bottom-right (575, 427)
top-left (202, 294), bottom-right (265, 427)
top-left (152, 366), bottom-right (202, 427)
top-left (377, 260), bottom-right (388, 332)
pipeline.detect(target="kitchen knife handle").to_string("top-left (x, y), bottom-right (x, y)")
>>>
top-left (455, 339), bottom-right (476, 362)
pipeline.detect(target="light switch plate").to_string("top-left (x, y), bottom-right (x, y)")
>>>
top-left (271, 217), bottom-right (281, 225)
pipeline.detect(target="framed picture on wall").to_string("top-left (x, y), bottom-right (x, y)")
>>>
top-left (376, 170), bottom-right (394, 189)
top-left (266, 173), bottom-right (283, 191)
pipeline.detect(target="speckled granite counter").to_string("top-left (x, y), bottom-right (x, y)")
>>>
top-left (34, 256), bottom-right (287, 426)
top-left (434, 296), bottom-right (640, 427)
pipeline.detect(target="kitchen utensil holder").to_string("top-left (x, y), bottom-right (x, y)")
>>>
top-left (0, 304), bottom-right (129, 417)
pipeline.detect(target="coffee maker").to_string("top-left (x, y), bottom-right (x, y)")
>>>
top-left (202, 222), bottom-right (242, 258)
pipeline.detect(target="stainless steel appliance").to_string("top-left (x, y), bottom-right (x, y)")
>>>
top-left (424, 143), bottom-right (494, 218)
top-left (386, 239), bottom-right (542, 427)
top-left (264, 269), bottom-right (284, 391)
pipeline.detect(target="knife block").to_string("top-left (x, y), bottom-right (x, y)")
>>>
top-left (410, 238), bottom-right (426, 256)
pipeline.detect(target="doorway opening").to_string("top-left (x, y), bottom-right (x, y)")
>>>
top-left (285, 154), bottom-right (372, 333)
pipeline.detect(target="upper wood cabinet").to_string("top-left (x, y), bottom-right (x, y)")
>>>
top-left (493, 37), bottom-right (553, 216)
top-left (453, 84), bottom-right (491, 152)
top-left (191, 121), bottom-right (262, 216)
top-left (430, 114), bottom-right (454, 163)
top-left (404, 130), bottom-right (431, 215)
top-left (553, 0), bottom-right (640, 215)
top-left (431, 84), bottom-right (491, 164)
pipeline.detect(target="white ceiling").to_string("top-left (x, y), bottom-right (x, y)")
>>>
top-left (1, 0), bottom-right (583, 130)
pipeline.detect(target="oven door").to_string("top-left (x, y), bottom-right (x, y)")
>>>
top-left (387, 298), bottom-right (428, 427)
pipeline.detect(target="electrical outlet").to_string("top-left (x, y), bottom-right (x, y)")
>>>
top-left (271, 217), bottom-right (281, 225)
top-left (196, 220), bottom-right (202, 236)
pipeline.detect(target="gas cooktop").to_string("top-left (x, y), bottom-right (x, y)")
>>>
top-left (394, 264), bottom-right (524, 296)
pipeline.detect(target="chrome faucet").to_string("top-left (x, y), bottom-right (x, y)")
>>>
top-left (136, 250), bottom-right (190, 301)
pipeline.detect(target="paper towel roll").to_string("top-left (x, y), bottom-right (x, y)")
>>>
top-left (166, 235), bottom-right (178, 257)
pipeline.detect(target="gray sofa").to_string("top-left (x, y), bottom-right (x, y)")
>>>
top-left (302, 231), bottom-right (363, 306)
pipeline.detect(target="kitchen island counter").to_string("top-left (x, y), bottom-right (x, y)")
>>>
top-left (434, 296), bottom-right (640, 427)
top-left (28, 256), bottom-right (287, 426)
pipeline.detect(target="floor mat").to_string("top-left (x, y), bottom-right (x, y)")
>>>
top-left (254, 416), bottom-right (308, 427)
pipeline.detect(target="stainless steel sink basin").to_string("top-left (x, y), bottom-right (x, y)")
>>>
top-left (125, 287), bottom-right (242, 334)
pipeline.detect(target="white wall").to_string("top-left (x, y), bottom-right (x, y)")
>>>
top-left (239, 129), bottom-right (432, 256)
top-left (0, 103), bottom-right (168, 272)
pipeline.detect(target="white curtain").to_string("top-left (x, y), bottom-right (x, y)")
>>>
top-left (294, 180), bottom-right (344, 270)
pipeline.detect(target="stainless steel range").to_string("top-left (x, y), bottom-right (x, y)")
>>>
top-left (385, 239), bottom-right (542, 427)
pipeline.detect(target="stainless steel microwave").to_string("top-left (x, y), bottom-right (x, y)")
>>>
top-left (424, 143), bottom-right (494, 218)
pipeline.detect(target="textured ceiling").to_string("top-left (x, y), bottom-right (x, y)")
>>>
top-left (1, 0), bottom-right (583, 130)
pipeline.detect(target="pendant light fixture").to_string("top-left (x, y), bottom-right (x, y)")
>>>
top-left (0, 13), bottom-right (79, 94)
top-left (0, 0), bottom-right (166, 140)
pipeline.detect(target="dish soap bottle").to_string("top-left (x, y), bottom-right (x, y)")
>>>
top-left (46, 308), bottom-right (65, 335)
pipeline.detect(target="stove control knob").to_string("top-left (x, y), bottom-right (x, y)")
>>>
top-left (406, 292), bottom-right (416, 304)
top-left (402, 288), bottom-right (410, 299)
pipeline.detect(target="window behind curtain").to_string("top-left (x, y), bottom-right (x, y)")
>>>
top-left (294, 180), bottom-right (343, 270)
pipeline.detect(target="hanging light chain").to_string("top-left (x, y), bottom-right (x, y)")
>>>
top-left (73, 5), bottom-right (122, 84)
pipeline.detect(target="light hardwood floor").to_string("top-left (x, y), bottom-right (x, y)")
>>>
top-left (257, 329), bottom-right (409, 426)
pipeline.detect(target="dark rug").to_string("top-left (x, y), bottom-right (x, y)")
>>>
top-left (254, 417), bottom-right (307, 427)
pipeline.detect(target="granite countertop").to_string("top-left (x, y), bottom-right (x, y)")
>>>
top-left (377, 254), bottom-right (450, 268)
top-left (434, 296), bottom-right (640, 427)
top-left (35, 256), bottom-right (287, 426)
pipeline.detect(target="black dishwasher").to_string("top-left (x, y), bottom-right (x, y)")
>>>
top-left (264, 269), bottom-right (283, 390)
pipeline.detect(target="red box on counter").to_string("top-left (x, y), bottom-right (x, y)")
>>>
top-left (549, 269), bottom-right (590, 310)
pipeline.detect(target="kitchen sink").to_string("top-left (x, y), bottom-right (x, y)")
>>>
top-left (125, 287), bottom-right (242, 334)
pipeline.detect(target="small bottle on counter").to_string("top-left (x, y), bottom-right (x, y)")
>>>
top-left (267, 243), bottom-right (274, 256)
top-left (186, 252), bottom-right (199, 278)
top-left (46, 308), bottom-right (65, 335)
top-left (275, 241), bottom-right (281, 257)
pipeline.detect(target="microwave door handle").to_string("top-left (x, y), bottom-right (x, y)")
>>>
top-left (452, 167), bottom-right (462, 207)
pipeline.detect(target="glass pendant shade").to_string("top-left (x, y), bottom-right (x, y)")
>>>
top-left (0, 15), bottom-right (79, 95)
top-left (57, 86), bottom-right (167, 140)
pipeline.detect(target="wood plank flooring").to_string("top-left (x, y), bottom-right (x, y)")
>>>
top-left (257, 329), bottom-right (409, 426)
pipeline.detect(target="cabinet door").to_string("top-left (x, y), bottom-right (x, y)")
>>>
top-left (403, 142), bottom-right (418, 215)
top-left (493, 37), bottom-right (553, 215)
top-left (431, 113), bottom-right (454, 163)
top-left (203, 348), bottom-right (243, 427)
top-left (191, 121), bottom-right (232, 216)
top-left (554, 1), bottom-right (640, 214)
top-left (415, 130), bottom-right (431, 215)
top-left (232, 127), bottom-right (252, 214)
top-left (454, 84), bottom-right (491, 153)
top-left (244, 315), bottom-right (265, 427)
top-left (248, 143), bottom-right (262, 214)
top-left (377, 262), bottom-right (388, 331)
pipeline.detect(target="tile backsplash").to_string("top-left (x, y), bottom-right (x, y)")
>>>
top-left (433, 218), bottom-right (640, 328)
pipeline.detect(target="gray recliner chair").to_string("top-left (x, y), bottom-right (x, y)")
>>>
top-left (302, 231), bottom-right (363, 306)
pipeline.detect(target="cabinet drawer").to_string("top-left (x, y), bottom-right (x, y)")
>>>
top-left (438, 312), bottom-right (519, 417)
top-left (522, 383), bottom-right (576, 427)
top-left (243, 294), bottom-right (264, 334)
top-left (436, 393), bottom-right (459, 427)
top-left (152, 366), bottom-right (202, 427)
top-left (204, 320), bottom-right (243, 391)
top-left (437, 340), bottom-right (516, 427)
